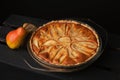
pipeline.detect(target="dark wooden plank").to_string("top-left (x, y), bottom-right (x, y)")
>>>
top-left (3, 14), bottom-right (48, 28)
top-left (0, 43), bottom-right (117, 80)
top-left (0, 14), bottom-right (120, 80)
top-left (94, 34), bottom-right (120, 73)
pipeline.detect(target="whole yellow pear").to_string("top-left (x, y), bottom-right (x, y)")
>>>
top-left (6, 27), bottom-right (27, 49)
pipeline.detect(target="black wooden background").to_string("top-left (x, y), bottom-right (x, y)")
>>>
top-left (1, 0), bottom-right (120, 34)
top-left (0, 0), bottom-right (120, 80)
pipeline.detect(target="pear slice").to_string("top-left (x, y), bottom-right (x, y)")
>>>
top-left (23, 23), bottom-right (37, 33)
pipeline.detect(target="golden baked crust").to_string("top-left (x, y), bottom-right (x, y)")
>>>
top-left (30, 20), bottom-right (99, 66)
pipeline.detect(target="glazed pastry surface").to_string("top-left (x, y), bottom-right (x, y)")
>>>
top-left (30, 20), bottom-right (99, 66)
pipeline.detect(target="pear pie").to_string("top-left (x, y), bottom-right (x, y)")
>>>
top-left (29, 20), bottom-right (100, 66)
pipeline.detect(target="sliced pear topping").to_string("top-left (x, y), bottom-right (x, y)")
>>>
top-left (49, 25), bottom-right (59, 40)
top-left (31, 20), bottom-right (99, 66)
top-left (59, 36), bottom-right (71, 43)
top-left (33, 37), bottom-right (39, 48)
top-left (43, 40), bottom-right (57, 46)
top-left (53, 48), bottom-right (68, 64)
top-left (56, 24), bottom-right (65, 36)
top-left (49, 46), bottom-right (62, 60)
top-left (39, 46), bottom-right (53, 54)
top-left (58, 36), bottom-right (71, 47)
top-left (71, 43), bottom-right (91, 57)
top-left (80, 41), bottom-right (98, 49)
